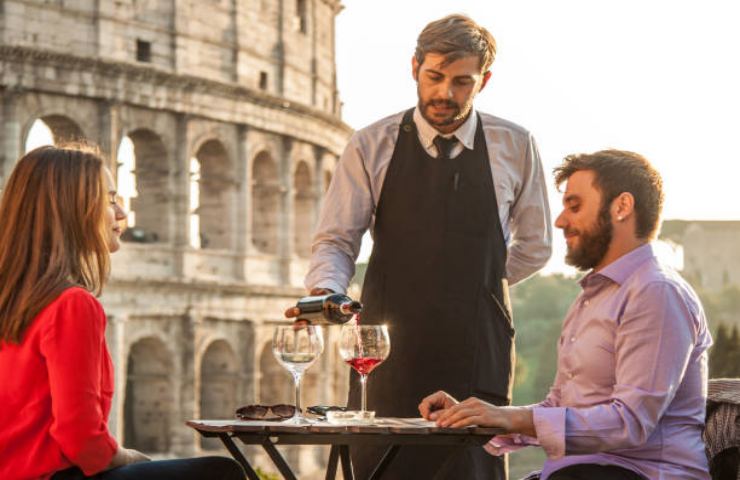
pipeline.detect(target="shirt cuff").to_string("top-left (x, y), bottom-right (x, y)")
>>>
top-left (314, 281), bottom-right (346, 294)
top-left (484, 433), bottom-right (539, 456)
top-left (76, 434), bottom-right (118, 476)
top-left (533, 406), bottom-right (566, 459)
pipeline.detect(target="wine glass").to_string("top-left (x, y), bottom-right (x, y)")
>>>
top-left (338, 324), bottom-right (390, 413)
top-left (272, 325), bottom-right (324, 424)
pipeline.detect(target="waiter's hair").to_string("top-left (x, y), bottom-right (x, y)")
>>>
top-left (554, 149), bottom-right (664, 240)
top-left (0, 145), bottom-right (110, 344)
top-left (415, 14), bottom-right (496, 72)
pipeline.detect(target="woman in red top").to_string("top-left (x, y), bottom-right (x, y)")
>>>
top-left (0, 146), bottom-right (243, 480)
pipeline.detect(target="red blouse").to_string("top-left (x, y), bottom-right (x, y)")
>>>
top-left (0, 287), bottom-right (118, 480)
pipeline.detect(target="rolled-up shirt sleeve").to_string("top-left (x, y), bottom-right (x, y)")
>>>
top-left (305, 132), bottom-right (375, 293)
top-left (505, 133), bottom-right (552, 285)
top-left (41, 291), bottom-right (118, 475)
top-left (533, 281), bottom-right (697, 459)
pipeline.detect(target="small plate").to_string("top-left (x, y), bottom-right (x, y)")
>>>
top-left (326, 410), bottom-right (375, 425)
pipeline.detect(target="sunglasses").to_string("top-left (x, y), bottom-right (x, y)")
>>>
top-left (306, 405), bottom-right (347, 417)
top-left (235, 404), bottom-right (298, 421)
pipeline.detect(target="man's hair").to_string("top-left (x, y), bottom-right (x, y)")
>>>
top-left (0, 144), bottom-right (110, 344)
top-left (414, 14), bottom-right (496, 72)
top-left (553, 149), bottom-right (664, 240)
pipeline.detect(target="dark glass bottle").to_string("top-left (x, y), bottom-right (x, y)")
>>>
top-left (295, 293), bottom-right (362, 325)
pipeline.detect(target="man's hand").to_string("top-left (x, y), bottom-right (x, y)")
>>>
top-left (418, 390), bottom-right (459, 421)
top-left (284, 288), bottom-right (335, 319)
top-left (428, 397), bottom-right (536, 436)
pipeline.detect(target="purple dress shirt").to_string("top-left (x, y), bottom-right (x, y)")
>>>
top-left (490, 244), bottom-right (712, 479)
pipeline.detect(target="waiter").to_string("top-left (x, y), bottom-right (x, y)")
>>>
top-left (289, 14), bottom-right (551, 479)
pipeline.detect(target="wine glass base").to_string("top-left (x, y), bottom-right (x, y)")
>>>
top-left (281, 415), bottom-right (315, 425)
top-left (326, 410), bottom-right (375, 425)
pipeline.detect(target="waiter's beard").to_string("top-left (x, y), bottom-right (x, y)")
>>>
top-left (418, 94), bottom-right (473, 130)
top-left (564, 206), bottom-right (613, 271)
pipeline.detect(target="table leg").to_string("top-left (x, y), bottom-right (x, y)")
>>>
top-left (218, 433), bottom-right (261, 480)
top-left (261, 437), bottom-right (298, 480)
top-left (339, 445), bottom-right (354, 480)
top-left (324, 445), bottom-right (340, 480)
top-left (368, 445), bottom-right (400, 480)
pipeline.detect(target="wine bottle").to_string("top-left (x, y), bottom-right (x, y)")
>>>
top-left (295, 293), bottom-right (362, 325)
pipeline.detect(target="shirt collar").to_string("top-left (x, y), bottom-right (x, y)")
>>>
top-left (579, 243), bottom-right (656, 287)
top-left (412, 106), bottom-right (477, 152)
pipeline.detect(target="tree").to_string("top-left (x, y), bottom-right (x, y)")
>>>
top-left (510, 274), bottom-right (579, 404)
top-left (709, 322), bottom-right (740, 378)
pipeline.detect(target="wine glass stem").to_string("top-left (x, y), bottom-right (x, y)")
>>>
top-left (360, 373), bottom-right (368, 412)
top-left (293, 372), bottom-right (303, 418)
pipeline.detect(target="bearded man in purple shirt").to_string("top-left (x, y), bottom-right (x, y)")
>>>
top-left (420, 149), bottom-right (712, 480)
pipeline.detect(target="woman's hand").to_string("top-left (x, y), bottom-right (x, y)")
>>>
top-left (107, 447), bottom-right (151, 469)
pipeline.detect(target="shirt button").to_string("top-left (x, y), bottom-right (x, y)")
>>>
top-left (570, 336), bottom-right (576, 343)
top-left (568, 372), bottom-right (574, 379)
top-left (583, 300), bottom-right (590, 307)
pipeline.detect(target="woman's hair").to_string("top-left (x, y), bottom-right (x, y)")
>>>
top-left (0, 145), bottom-right (111, 344)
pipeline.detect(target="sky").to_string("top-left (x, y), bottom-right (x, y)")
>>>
top-left (25, 1), bottom-right (740, 276)
top-left (334, 0), bottom-right (740, 274)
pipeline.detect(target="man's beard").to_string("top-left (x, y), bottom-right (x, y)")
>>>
top-left (418, 90), bottom-right (471, 129)
top-left (564, 207), bottom-right (613, 271)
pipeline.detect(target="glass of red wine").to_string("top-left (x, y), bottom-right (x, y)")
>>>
top-left (338, 324), bottom-right (390, 413)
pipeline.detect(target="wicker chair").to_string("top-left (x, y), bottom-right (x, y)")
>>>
top-left (704, 378), bottom-right (740, 480)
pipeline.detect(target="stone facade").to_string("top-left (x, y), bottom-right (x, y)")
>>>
top-left (661, 220), bottom-right (740, 292)
top-left (0, 0), bottom-right (352, 475)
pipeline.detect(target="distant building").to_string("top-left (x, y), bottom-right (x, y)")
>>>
top-left (0, 1), bottom-right (351, 476)
top-left (661, 220), bottom-right (740, 291)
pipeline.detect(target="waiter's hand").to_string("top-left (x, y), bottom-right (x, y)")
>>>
top-left (419, 390), bottom-right (459, 421)
top-left (284, 288), bottom-right (335, 323)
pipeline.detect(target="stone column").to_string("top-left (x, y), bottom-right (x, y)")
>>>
top-left (275, 0), bottom-right (286, 95)
top-left (97, 101), bottom-right (121, 175)
top-left (106, 313), bottom-right (128, 441)
top-left (172, 312), bottom-right (197, 456)
top-left (230, 0), bottom-right (239, 83)
top-left (234, 124), bottom-right (249, 280)
top-left (313, 145), bottom-right (326, 221)
top-left (310, 0), bottom-right (318, 107)
top-left (172, 113), bottom-right (190, 276)
top-left (279, 136), bottom-right (294, 284)
top-left (1, 89), bottom-right (22, 183)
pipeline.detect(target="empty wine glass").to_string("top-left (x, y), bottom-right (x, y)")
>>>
top-left (272, 325), bottom-right (324, 424)
top-left (338, 324), bottom-right (390, 413)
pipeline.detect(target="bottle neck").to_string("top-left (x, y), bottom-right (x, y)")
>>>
top-left (339, 301), bottom-right (362, 315)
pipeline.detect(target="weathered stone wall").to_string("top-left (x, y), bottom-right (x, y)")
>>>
top-left (0, 0), bottom-right (352, 476)
top-left (682, 223), bottom-right (740, 291)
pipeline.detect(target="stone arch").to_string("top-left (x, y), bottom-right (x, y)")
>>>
top-left (199, 339), bottom-right (239, 450)
top-left (118, 129), bottom-right (170, 241)
top-left (123, 336), bottom-right (175, 453)
top-left (293, 161), bottom-right (315, 258)
top-left (24, 115), bottom-right (85, 152)
top-left (259, 340), bottom-right (291, 404)
top-left (191, 139), bottom-right (235, 250)
top-left (319, 153), bottom-right (337, 195)
top-left (252, 151), bottom-right (280, 255)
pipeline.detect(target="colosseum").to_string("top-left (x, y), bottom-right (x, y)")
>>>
top-left (0, 0), bottom-right (353, 476)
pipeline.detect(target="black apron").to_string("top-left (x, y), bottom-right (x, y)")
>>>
top-left (349, 109), bottom-right (514, 479)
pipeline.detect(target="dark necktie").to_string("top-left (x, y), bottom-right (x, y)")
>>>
top-left (433, 135), bottom-right (458, 160)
